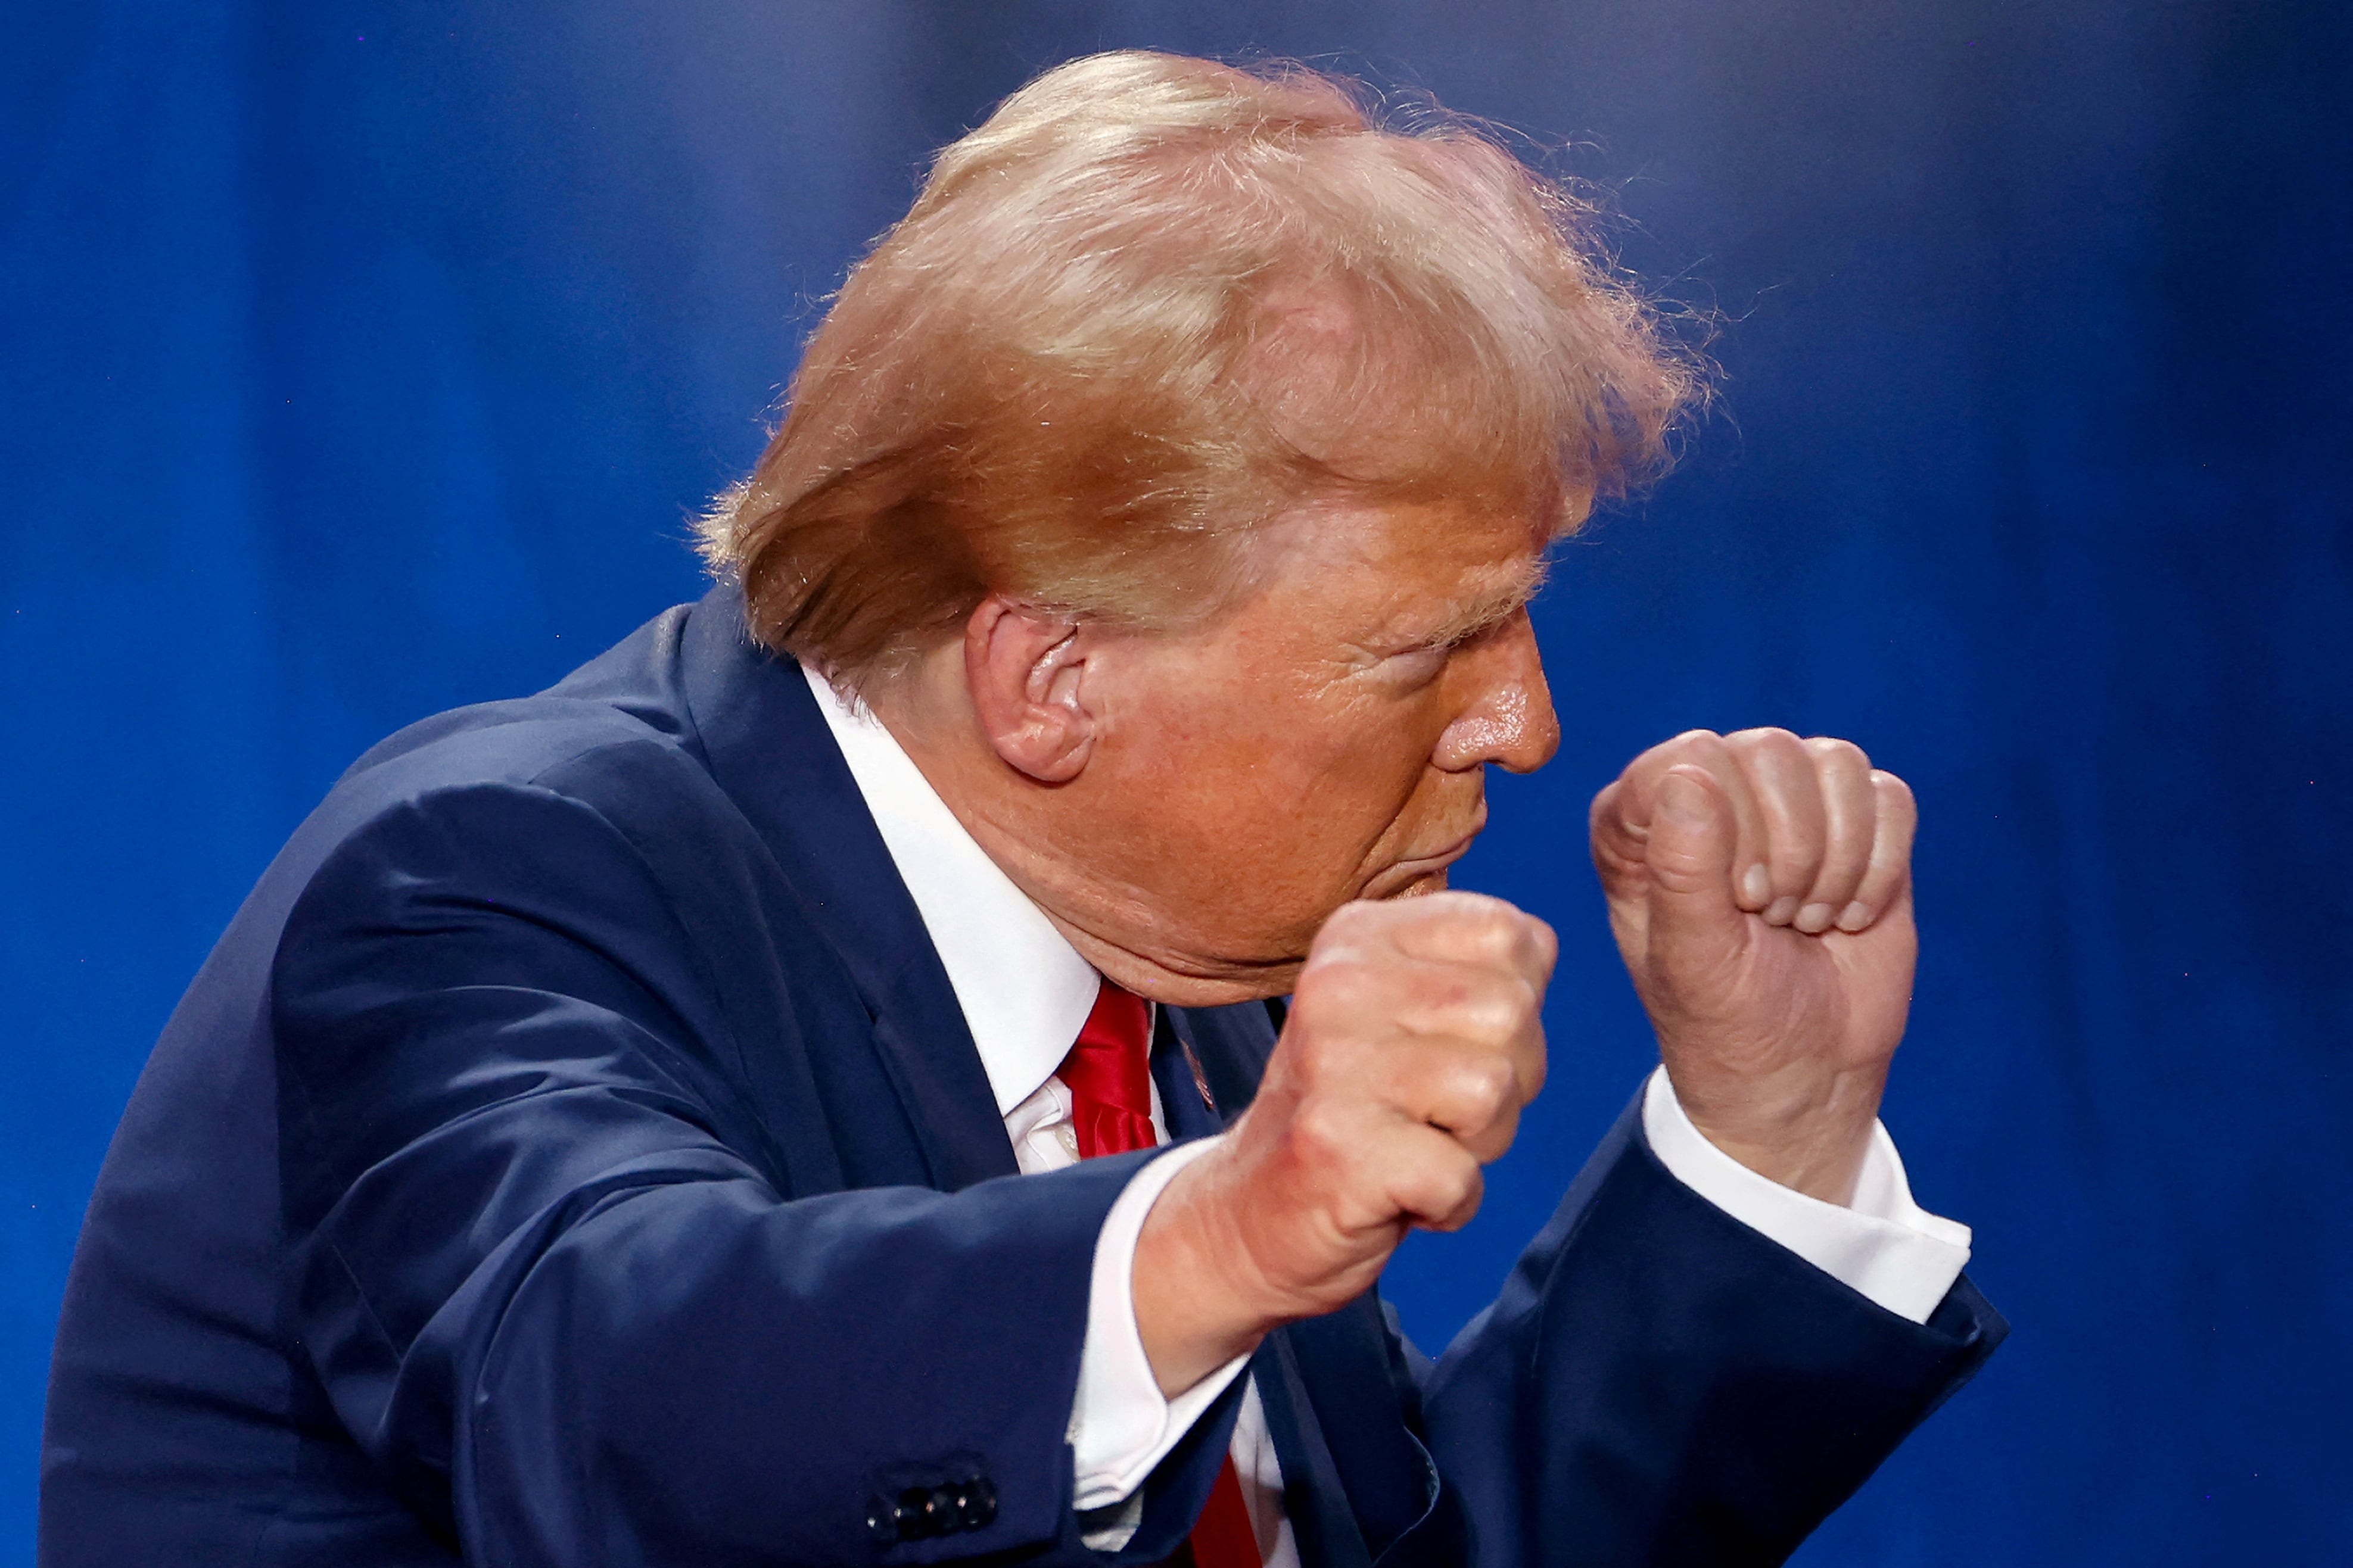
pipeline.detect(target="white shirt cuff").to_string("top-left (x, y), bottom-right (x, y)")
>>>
top-left (1068, 1136), bottom-right (1252, 1513)
top-left (1640, 1066), bottom-right (1973, 1324)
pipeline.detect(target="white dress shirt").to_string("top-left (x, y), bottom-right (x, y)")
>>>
top-left (802, 663), bottom-right (1971, 1564)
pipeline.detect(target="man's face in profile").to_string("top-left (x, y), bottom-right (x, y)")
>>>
top-left (1065, 494), bottom-right (1563, 990)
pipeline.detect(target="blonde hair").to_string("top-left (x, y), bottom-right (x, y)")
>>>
top-left (698, 50), bottom-right (1700, 687)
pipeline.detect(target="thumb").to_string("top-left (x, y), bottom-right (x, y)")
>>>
top-left (1642, 765), bottom-right (1748, 979)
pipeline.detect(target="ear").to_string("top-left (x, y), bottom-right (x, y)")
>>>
top-left (963, 596), bottom-right (1097, 784)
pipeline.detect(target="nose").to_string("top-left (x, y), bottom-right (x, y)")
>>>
top-left (1434, 609), bottom-right (1560, 775)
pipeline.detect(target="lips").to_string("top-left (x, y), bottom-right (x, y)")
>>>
top-left (1398, 828), bottom-right (1479, 872)
top-left (1365, 816), bottom-right (1486, 899)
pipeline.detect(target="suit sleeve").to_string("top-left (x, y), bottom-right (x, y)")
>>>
top-left (1411, 1095), bottom-right (2006, 1568)
top-left (270, 774), bottom-right (1222, 1567)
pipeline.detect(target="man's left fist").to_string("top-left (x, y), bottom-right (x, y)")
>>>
top-left (1588, 728), bottom-right (1919, 1204)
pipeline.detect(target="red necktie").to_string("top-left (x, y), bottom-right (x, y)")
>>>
top-left (1057, 980), bottom-right (1262, 1568)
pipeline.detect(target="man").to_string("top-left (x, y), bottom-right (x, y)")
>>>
top-left (42, 51), bottom-right (2001, 1568)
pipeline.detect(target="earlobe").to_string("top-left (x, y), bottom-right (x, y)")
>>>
top-left (963, 596), bottom-right (1097, 784)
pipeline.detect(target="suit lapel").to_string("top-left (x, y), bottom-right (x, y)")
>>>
top-left (1160, 999), bottom-right (1286, 1145)
top-left (1153, 1004), bottom-right (1263, 1141)
top-left (676, 589), bottom-right (1017, 1191)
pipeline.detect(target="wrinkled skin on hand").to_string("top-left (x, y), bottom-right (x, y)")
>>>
top-left (1138, 725), bottom-right (1922, 1388)
top-left (1134, 891), bottom-right (1555, 1392)
top-left (1590, 727), bottom-right (1919, 1204)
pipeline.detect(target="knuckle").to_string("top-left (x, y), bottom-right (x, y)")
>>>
top-left (1481, 972), bottom-right (1540, 1032)
top-left (1461, 906), bottom-right (1521, 958)
top-left (1296, 955), bottom-right (1377, 1008)
top-left (1644, 730), bottom-right (1723, 775)
top-left (1521, 916), bottom-right (1560, 975)
top-left (1725, 725), bottom-right (1800, 756)
top-left (1281, 1024), bottom-right (1340, 1085)
top-left (1434, 890), bottom-right (1508, 922)
top-left (1443, 977), bottom-right (1529, 1042)
top-left (1290, 1100), bottom-right (1352, 1168)
top-left (1437, 1159), bottom-right (1486, 1222)
top-left (1806, 734), bottom-right (1870, 771)
top-left (1465, 1106), bottom-right (1523, 1164)
top-left (1456, 1053), bottom-right (1518, 1115)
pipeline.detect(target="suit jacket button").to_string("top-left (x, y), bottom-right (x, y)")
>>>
top-left (942, 1483), bottom-right (971, 1531)
top-left (961, 1477), bottom-right (998, 1529)
top-left (896, 1486), bottom-right (939, 1540)
top-left (865, 1498), bottom-right (896, 1545)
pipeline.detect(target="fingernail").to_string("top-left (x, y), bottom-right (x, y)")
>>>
top-left (1763, 895), bottom-right (1799, 925)
top-left (1835, 900), bottom-right (1873, 932)
top-left (1658, 771), bottom-right (1708, 825)
top-left (1795, 902), bottom-right (1837, 933)
top-left (1741, 864), bottom-right (1772, 906)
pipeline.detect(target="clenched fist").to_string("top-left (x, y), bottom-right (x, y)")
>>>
top-left (1134, 893), bottom-right (1554, 1394)
top-left (1132, 728), bottom-right (1917, 1392)
top-left (1590, 728), bottom-right (1919, 1204)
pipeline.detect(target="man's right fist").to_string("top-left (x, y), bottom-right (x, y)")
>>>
top-left (1134, 892), bottom-right (1555, 1394)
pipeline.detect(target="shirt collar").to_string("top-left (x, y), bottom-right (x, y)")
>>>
top-left (801, 663), bottom-right (1101, 1115)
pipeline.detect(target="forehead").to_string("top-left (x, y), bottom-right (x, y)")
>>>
top-left (1252, 495), bottom-right (1552, 636)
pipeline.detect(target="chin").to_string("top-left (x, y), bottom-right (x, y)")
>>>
top-left (1128, 964), bottom-right (1305, 1009)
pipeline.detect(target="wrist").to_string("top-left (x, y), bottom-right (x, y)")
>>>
top-left (1130, 1143), bottom-right (1281, 1396)
top-left (1667, 1061), bottom-right (1887, 1205)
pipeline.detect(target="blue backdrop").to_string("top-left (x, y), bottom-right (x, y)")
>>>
top-left (5, 2), bottom-right (2349, 1561)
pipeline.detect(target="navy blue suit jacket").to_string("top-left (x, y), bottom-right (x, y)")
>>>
top-left (42, 590), bottom-right (2004, 1567)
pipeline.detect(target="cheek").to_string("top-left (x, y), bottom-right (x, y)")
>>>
top-left (1095, 677), bottom-right (1462, 956)
top-left (1227, 687), bottom-right (1431, 821)
top-left (1110, 660), bottom-right (1445, 861)
top-left (1243, 701), bottom-right (1458, 889)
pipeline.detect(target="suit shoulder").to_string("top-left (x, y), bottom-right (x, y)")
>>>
top-left (335, 600), bottom-right (701, 789)
top-left (292, 704), bottom-right (751, 925)
top-left (347, 697), bottom-right (699, 800)
top-left (276, 624), bottom-right (740, 933)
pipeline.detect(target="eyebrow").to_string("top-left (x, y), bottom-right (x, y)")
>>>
top-left (1414, 558), bottom-right (1551, 649)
